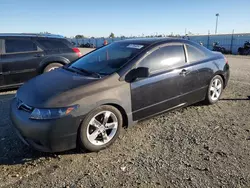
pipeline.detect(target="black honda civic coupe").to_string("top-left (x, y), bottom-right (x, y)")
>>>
top-left (11, 38), bottom-right (230, 152)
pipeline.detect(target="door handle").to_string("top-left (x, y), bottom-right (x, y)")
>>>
top-left (34, 54), bottom-right (44, 58)
top-left (179, 69), bottom-right (188, 76)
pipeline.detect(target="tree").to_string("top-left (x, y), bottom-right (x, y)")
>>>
top-left (75, 35), bottom-right (85, 39)
top-left (40, 31), bottom-right (51, 34)
top-left (109, 32), bottom-right (115, 38)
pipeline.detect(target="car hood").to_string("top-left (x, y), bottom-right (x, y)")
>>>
top-left (16, 68), bottom-right (102, 108)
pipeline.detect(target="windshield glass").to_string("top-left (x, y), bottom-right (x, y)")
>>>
top-left (69, 42), bottom-right (148, 75)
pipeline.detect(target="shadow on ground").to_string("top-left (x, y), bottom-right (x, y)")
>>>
top-left (220, 96), bottom-right (250, 101)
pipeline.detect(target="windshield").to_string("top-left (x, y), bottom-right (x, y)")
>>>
top-left (69, 42), bottom-right (148, 75)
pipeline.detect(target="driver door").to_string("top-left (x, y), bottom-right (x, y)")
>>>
top-left (130, 43), bottom-right (197, 121)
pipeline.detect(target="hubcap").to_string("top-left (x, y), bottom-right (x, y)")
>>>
top-left (86, 111), bottom-right (118, 146)
top-left (47, 67), bottom-right (58, 72)
top-left (210, 78), bottom-right (222, 101)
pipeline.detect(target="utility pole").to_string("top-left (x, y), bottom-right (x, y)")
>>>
top-left (207, 30), bottom-right (210, 49)
top-left (215, 13), bottom-right (219, 34)
top-left (230, 29), bottom-right (234, 52)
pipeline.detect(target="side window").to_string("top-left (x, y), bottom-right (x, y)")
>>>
top-left (186, 44), bottom-right (206, 62)
top-left (139, 45), bottom-right (186, 73)
top-left (5, 39), bottom-right (37, 53)
top-left (36, 39), bottom-right (69, 49)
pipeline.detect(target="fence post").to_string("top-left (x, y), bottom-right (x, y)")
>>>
top-left (230, 29), bottom-right (234, 53)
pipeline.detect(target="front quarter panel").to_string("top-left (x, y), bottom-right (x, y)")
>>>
top-left (48, 74), bottom-right (135, 126)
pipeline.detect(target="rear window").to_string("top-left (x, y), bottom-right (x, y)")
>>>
top-left (5, 39), bottom-right (37, 53)
top-left (36, 39), bottom-right (71, 49)
top-left (186, 44), bottom-right (206, 62)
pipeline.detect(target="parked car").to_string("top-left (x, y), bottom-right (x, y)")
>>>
top-left (11, 38), bottom-right (230, 153)
top-left (0, 33), bottom-right (82, 90)
top-left (79, 43), bottom-right (95, 48)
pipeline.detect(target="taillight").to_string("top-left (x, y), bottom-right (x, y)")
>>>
top-left (224, 57), bottom-right (228, 64)
top-left (72, 48), bottom-right (82, 57)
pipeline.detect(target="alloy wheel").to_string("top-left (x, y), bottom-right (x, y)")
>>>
top-left (86, 111), bottom-right (118, 146)
top-left (210, 78), bottom-right (222, 101)
top-left (47, 67), bottom-right (58, 72)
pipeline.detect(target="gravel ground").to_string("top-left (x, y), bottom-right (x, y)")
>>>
top-left (0, 56), bottom-right (250, 188)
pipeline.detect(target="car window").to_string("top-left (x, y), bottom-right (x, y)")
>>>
top-left (36, 39), bottom-right (70, 49)
top-left (186, 44), bottom-right (206, 62)
top-left (69, 42), bottom-right (148, 75)
top-left (139, 45), bottom-right (186, 73)
top-left (5, 39), bottom-right (37, 53)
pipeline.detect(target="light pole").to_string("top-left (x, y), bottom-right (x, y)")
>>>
top-left (215, 13), bottom-right (219, 34)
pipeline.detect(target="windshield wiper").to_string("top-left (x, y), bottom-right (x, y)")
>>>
top-left (71, 66), bottom-right (101, 78)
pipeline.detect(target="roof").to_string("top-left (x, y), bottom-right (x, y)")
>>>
top-left (0, 33), bottom-right (65, 38)
top-left (117, 37), bottom-right (187, 45)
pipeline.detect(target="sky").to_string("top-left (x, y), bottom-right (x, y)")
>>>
top-left (0, 0), bottom-right (250, 37)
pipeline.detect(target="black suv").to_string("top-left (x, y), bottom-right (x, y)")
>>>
top-left (0, 33), bottom-right (81, 89)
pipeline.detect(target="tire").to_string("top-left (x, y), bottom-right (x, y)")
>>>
top-left (43, 63), bottom-right (63, 73)
top-left (204, 75), bottom-right (224, 105)
top-left (78, 105), bottom-right (123, 152)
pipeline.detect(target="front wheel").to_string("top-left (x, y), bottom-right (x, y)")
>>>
top-left (78, 105), bottom-right (123, 152)
top-left (204, 75), bottom-right (224, 104)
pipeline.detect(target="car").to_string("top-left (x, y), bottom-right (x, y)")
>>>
top-left (10, 38), bottom-right (230, 153)
top-left (0, 33), bottom-right (82, 90)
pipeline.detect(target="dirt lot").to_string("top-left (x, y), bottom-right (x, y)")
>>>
top-left (0, 56), bottom-right (250, 188)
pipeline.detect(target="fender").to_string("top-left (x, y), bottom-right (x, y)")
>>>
top-left (38, 56), bottom-right (70, 73)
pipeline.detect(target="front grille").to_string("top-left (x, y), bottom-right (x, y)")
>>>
top-left (16, 98), bottom-right (33, 112)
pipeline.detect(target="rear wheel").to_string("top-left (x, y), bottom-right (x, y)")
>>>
top-left (78, 105), bottom-right (123, 152)
top-left (43, 63), bottom-right (63, 73)
top-left (204, 75), bottom-right (224, 104)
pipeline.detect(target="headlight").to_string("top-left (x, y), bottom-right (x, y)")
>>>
top-left (30, 105), bottom-right (78, 120)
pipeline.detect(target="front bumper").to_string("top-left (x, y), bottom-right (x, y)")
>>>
top-left (10, 98), bottom-right (81, 152)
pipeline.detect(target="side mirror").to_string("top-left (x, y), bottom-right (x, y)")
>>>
top-left (125, 67), bottom-right (149, 82)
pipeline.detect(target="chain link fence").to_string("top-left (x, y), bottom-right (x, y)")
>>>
top-left (188, 33), bottom-right (250, 54)
top-left (68, 33), bottom-right (250, 55)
